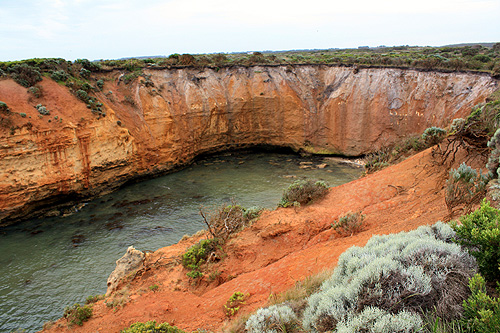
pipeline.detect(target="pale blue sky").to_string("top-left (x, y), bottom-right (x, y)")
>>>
top-left (1, 0), bottom-right (499, 61)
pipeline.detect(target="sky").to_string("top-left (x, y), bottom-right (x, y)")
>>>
top-left (0, 0), bottom-right (499, 62)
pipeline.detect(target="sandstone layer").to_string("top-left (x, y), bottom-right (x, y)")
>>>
top-left (0, 65), bottom-right (497, 224)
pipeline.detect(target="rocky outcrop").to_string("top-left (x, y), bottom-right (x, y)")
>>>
top-left (0, 65), bottom-right (497, 224)
top-left (106, 246), bottom-right (145, 296)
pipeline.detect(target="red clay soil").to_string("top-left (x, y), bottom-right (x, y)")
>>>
top-left (41, 148), bottom-right (474, 332)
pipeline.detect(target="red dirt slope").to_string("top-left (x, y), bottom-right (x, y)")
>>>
top-left (42, 147), bottom-right (469, 332)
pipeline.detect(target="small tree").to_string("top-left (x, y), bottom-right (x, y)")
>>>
top-left (451, 200), bottom-right (500, 282)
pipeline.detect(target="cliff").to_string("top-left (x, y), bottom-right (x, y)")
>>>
top-left (0, 65), bottom-right (497, 224)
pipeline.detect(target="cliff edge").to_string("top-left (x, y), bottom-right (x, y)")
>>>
top-left (0, 65), bottom-right (497, 224)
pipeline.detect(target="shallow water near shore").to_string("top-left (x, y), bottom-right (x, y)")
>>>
top-left (0, 152), bottom-right (362, 332)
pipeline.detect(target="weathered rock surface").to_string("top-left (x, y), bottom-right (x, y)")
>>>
top-left (0, 65), bottom-right (497, 224)
top-left (106, 246), bottom-right (145, 296)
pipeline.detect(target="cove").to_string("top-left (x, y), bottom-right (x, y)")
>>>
top-left (0, 151), bottom-right (362, 332)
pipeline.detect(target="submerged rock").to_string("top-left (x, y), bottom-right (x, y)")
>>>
top-left (106, 246), bottom-right (145, 296)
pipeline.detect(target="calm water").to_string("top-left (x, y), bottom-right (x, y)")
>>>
top-left (0, 152), bottom-right (362, 332)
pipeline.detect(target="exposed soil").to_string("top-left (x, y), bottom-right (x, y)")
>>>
top-left (41, 146), bottom-right (479, 332)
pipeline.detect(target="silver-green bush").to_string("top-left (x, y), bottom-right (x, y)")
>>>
top-left (302, 222), bottom-right (477, 332)
top-left (445, 162), bottom-right (488, 213)
top-left (335, 307), bottom-right (423, 333)
top-left (245, 304), bottom-right (299, 333)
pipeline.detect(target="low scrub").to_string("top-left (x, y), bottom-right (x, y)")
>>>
top-left (120, 320), bottom-right (186, 333)
top-left (487, 127), bottom-right (500, 179)
top-left (279, 179), bottom-right (329, 207)
top-left (445, 163), bottom-right (489, 215)
top-left (365, 127), bottom-right (445, 174)
top-left (35, 103), bottom-right (50, 116)
top-left (63, 303), bottom-right (92, 326)
top-left (0, 101), bottom-right (9, 113)
top-left (224, 291), bottom-right (248, 317)
top-left (331, 211), bottom-right (365, 237)
top-left (181, 238), bottom-right (220, 278)
top-left (85, 294), bottom-right (103, 304)
top-left (8, 63), bottom-right (42, 87)
top-left (50, 70), bottom-right (69, 82)
top-left (246, 222), bottom-right (478, 332)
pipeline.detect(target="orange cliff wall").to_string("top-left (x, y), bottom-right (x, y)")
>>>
top-left (0, 65), bottom-right (497, 224)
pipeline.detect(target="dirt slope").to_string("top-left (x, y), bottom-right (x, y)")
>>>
top-left (42, 145), bottom-right (470, 332)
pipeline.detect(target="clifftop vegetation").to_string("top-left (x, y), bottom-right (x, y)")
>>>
top-left (1, 44), bottom-right (499, 84)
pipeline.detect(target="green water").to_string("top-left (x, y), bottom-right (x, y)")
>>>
top-left (0, 152), bottom-right (362, 332)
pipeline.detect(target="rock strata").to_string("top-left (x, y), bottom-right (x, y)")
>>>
top-left (0, 66), bottom-right (497, 224)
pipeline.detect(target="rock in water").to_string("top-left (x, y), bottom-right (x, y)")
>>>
top-left (106, 246), bottom-right (145, 296)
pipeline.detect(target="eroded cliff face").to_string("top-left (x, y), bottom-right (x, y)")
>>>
top-left (0, 65), bottom-right (497, 224)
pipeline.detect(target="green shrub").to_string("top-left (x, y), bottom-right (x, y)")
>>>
top-left (332, 211), bottom-right (365, 237)
top-left (50, 70), bottom-right (69, 82)
top-left (450, 118), bottom-right (466, 134)
top-left (364, 135), bottom-right (426, 173)
top-left (224, 292), bottom-right (248, 317)
top-left (461, 273), bottom-right (500, 332)
top-left (122, 71), bottom-right (141, 84)
top-left (75, 89), bottom-right (104, 116)
top-left (445, 163), bottom-right (489, 214)
top-left (81, 82), bottom-right (93, 92)
top-left (487, 128), bottom-right (500, 178)
top-left (63, 303), bottom-right (92, 326)
top-left (96, 79), bottom-right (104, 90)
top-left (148, 284), bottom-right (159, 292)
top-left (76, 89), bottom-right (90, 103)
top-left (0, 101), bottom-right (9, 113)
top-left (422, 126), bottom-right (447, 146)
top-left (181, 238), bottom-right (219, 278)
top-left (27, 85), bottom-right (42, 98)
top-left (364, 147), bottom-right (391, 173)
top-left (19, 113), bottom-right (26, 118)
top-left (85, 294), bottom-right (103, 304)
top-left (35, 104), bottom-right (50, 115)
top-left (302, 222), bottom-right (476, 331)
top-left (8, 64), bottom-right (42, 87)
top-left (79, 68), bottom-right (91, 79)
top-left (279, 179), bottom-right (329, 207)
top-left (465, 100), bottom-right (500, 140)
top-left (451, 200), bottom-right (500, 282)
top-left (120, 320), bottom-right (186, 333)
top-left (243, 206), bottom-right (263, 221)
top-left (75, 58), bottom-right (101, 72)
